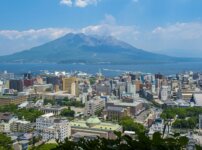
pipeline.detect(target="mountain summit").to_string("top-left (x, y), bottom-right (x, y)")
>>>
top-left (0, 33), bottom-right (199, 64)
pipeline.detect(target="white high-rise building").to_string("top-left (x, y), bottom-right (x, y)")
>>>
top-left (161, 86), bottom-right (168, 101)
top-left (126, 82), bottom-right (136, 97)
top-left (36, 113), bottom-right (55, 131)
top-left (36, 113), bottom-right (71, 142)
top-left (42, 119), bottom-right (71, 142)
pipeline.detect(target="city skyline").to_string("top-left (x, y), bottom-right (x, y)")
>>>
top-left (0, 0), bottom-right (202, 57)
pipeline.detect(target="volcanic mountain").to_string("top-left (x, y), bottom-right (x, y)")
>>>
top-left (0, 33), bottom-right (200, 64)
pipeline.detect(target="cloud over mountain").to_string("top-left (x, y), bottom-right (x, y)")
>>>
top-left (60, 0), bottom-right (100, 8)
top-left (1, 14), bottom-right (202, 57)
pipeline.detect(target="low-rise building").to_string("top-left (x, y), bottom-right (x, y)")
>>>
top-left (40, 106), bottom-right (65, 115)
top-left (70, 116), bottom-right (122, 140)
top-left (0, 95), bottom-right (28, 106)
top-left (10, 120), bottom-right (32, 132)
top-left (106, 100), bottom-right (144, 116)
top-left (0, 112), bottom-right (18, 132)
top-left (103, 106), bottom-right (130, 121)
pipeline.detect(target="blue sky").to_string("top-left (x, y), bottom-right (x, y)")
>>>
top-left (0, 0), bottom-right (202, 57)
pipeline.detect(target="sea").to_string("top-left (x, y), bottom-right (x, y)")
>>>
top-left (0, 62), bottom-right (202, 77)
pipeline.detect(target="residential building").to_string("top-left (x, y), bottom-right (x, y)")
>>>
top-left (10, 120), bottom-right (32, 132)
top-left (42, 119), bottom-right (70, 142)
top-left (0, 113), bottom-right (18, 132)
top-left (36, 113), bottom-right (70, 142)
top-left (199, 114), bottom-right (202, 129)
top-left (36, 113), bottom-right (55, 131)
top-left (84, 98), bottom-right (105, 116)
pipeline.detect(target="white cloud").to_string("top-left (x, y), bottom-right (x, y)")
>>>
top-left (0, 28), bottom-right (73, 55)
top-left (60, 0), bottom-right (73, 7)
top-left (81, 24), bottom-right (139, 42)
top-left (1, 18), bottom-right (202, 57)
top-left (0, 28), bottom-right (73, 40)
top-left (60, 0), bottom-right (99, 8)
top-left (152, 22), bottom-right (202, 40)
top-left (81, 14), bottom-right (139, 42)
top-left (101, 14), bottom-right (116, 25)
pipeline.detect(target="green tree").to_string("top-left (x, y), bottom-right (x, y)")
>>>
top-left (49, 131), bottom-right (191, 150)
top-left (0, 105), bottom-right (43, 122)
top-left (15, 108), bottom-right (44, 122)
top-left (43, 99), bottom-right (55, 105)
top-left (0, 133), bottom-right (13, 150)
top-left (61, 108), bottom-right (75, 117)
top-left (33, 144), bottom-right (57, 150)
top-left (89, 77), bottom-right (96, 85)
top-left (119, 116), bottom-right (145, 134)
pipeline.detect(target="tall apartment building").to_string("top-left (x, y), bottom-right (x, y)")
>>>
top-left (36, 113), bottom-right (55, 131)
top-left (42, 119), bottom-right (70, 142)
top-left (199, 114), bottom-right (202, 129)
top-left (36, 113), bottom-right (71, 142)
top-left (9, 79), bottom-right (24, 92)
top-left (62, 77), bottom-right (79, 96)
top-left (84, 98), bottom-right (105, 116)
top-left (160, 86), bottom-right (168, 101)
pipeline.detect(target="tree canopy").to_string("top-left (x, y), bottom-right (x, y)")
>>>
top-left (60, 107), bottom-right (75, 117)
top-left (119, 116), bottom-right (146, 134)
top-left (49, 132), bottom-right (192, 150)
top-left (0, 105), bottom-right (43, 122)
top-left (0, 133), bottom-right (13, 150)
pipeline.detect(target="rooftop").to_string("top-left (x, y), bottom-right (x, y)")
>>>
top-left (70, 117), bottom-right (122, 131)
top-left (41, 113), bottom-right (54, 118)
top-left (107, 106), bottom-right (124, 112)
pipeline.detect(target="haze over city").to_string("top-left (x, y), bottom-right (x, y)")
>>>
top-left (1, 0), bottom-right (202, 57)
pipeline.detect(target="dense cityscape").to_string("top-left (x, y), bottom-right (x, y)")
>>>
top-left (0, 70), bottom-right (201, 149)
top-left (1, 1), bottom-right (202, 149)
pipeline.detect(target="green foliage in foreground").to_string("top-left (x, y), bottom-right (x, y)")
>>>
top-left (0, 133), bottom-right (13, 150)
top-left (33, 132), bottom-right (197, 150)
top-left (34, 144), bottom-right (57, 150)
top-left (119, 116), bottom-right (146, 133)
top-left (0, 104), bottom-right (43, 122)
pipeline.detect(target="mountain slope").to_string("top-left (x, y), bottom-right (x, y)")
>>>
top-left (0, 33), bottom-right (200, 64)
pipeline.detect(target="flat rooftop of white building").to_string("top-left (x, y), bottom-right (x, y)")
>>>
top-left (41, 113), bottom-right (54, 118)
top-left (107, 100), bottom-right (141, 107)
